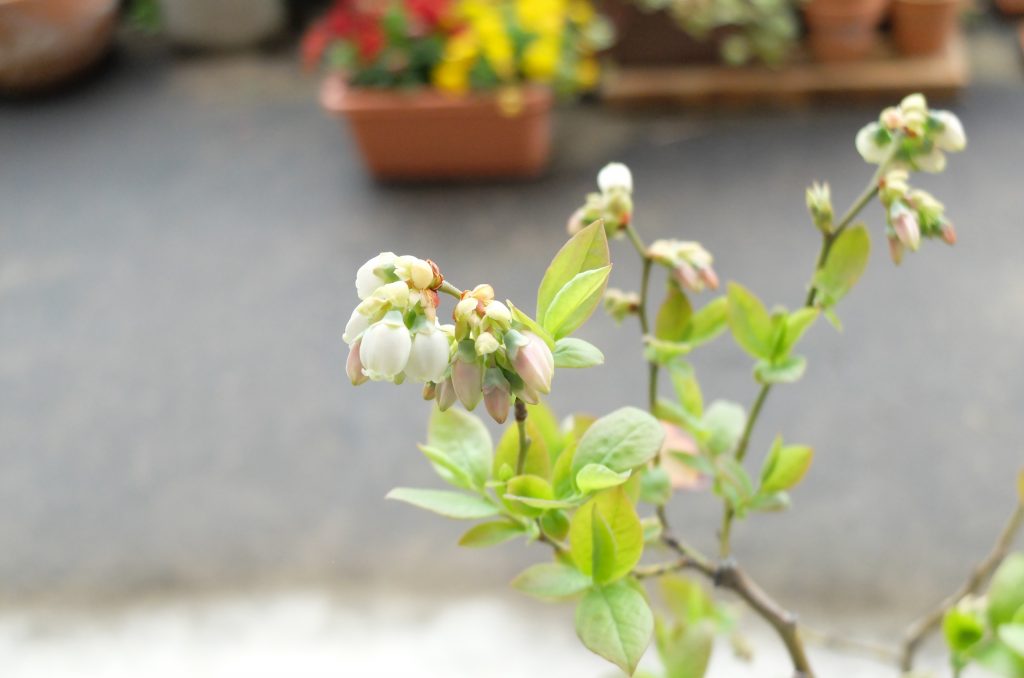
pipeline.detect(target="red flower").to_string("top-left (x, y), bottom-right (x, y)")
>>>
top-left (405, 0), bottom-right (450, 28)
top-left (301, 23), bottom-right (330, 70)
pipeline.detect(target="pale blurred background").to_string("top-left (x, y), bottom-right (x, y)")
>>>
top-left (1, 1), bottom-right (1023, 675)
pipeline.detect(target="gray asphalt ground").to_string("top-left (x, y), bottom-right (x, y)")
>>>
top-left (2, 29), bottom-right (1023, 627)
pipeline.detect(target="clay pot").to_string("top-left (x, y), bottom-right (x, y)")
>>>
top-left (157, 0), bottom-right (285, 49)
top-left (599, 0), bottom-right (721, 65)
top-left (803, 0), bottom-right (890, 62)
top-left (0, 0), bottom-right (117, 93)
top-left (995, 0), bottom-right (1024, 15)
top-left (892, 0), bottom-right (960, 55)
top-left (321, 78), bottom-right (554, 181)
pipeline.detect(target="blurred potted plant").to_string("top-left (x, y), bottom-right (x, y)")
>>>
top-left (0, 0), bottom-right (117, 93)
top-left (803, 0), bottom-right (889, 61)
top-left (150, 0), bottom-right (286, 49)
top-left (304, 0), bottom-right (610, 180)
top-left (891, 0), bottom-right (961, 56)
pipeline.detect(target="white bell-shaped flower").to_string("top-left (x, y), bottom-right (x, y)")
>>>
top-left (359, 311), bottom-right (411, 382)
top-left (597, 162), bottom-right (633, 194)
top-left (356, 252), bottom-right (397, 300)
top-left (404, 323), bottom-right (452, 383)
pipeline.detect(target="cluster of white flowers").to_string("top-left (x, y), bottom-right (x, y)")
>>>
top-left (567, 162), bottom-right (635, 237)
top-left (344, 252), bottom-right (555, 424)
top-left (647, 239), bottom-right (719, 293)
top-left (344, 252), bottom-right (453, 385)
top-left (855, 93), bottom-right (966, 173)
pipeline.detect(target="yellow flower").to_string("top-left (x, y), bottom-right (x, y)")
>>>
top-left (523, 37), bottom-right (560, 81)
top-left (433, 61), bottom-right (470, 93)
top-left (568, 0), bottom-right (595, 25)
top-left (575, 56), bottom-right (599, 90)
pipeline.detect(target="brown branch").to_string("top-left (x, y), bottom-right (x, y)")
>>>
top-left (899, 500), bottom-right (1024, 672)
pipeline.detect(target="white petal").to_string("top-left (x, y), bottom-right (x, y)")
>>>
top-left (343, 308), bottom-right (371, 345)
top-left (405, 327), bottom-right (451, 383)
top-left (914, 147), bottom-right (947, 173)
top-left (932, 110), bottom-right (966, 152)
top-left (360, 317), bottom-right (411, 381)
top-left (597, 163), bottom-right (633, 194)
top-left (855, 123), bottom-right (888, 164)
top-left (355, 252), bottom-right (397, 300)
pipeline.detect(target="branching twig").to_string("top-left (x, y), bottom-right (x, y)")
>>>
top-left (899, 499), bottom-right (1024, 672)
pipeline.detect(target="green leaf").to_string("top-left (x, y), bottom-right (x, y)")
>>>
top-left (527, 401), bottom-right (564, 459)
top-left (419, 445), bottom-right (475, 491)
top-left (759, 437), bottom-right (814, 493)
top-left (552, 440), bottom-right (578, 499)
top-left (641, 516), bottom-right (663, 543)
top-left (572, 406), bottom-right (665, 478)
top-left (685, 296), bottom-right (729, 346)
top-left (577, 463), bottom-right (633, 494)
top-left (543, 266), bottom-right (612, 339)
top-left (656, 281), bottom-right (693, 341)
top-left (639, 467), bottom-right (672, 506)
top-left (427, 407), bottom-right (493, 490)
top-left (747, 490), bottom-right (792, 513)
top-left (512, 562), bottom-right (592, 600)
top-left (813, 224), bottom-right (870, 307)
top-left (505, 474), bottom-right (559, 517)
top-left (575, 579), bottom-right (654, 675)
top-left (999, 624), bottom-right (1024, 657)
top-left (570, 487), bottom-right (644, 585)
top-left (657, 620), bottom-right (715, 678)
top-left (702, 400), bottom-right (747, 456)
top-left (776, 308), bottom-right (819, 359)
top-left (755, 356), bottom-right (807, 384)
top-left (713, 456), bottom-right (755, 514)
top-left (990, 554), bottom-right (1024, 627)
top-left (971, 637), bottom-right (1024, 677)
top-left (554, 337), bottom-right (606, 369)
top-left (508, 301), bottom-right (555, 351)
top-left (493, 420), bottom-right (551, 481)
top-left (386, 488), bottom-right (499, 520)
top-left (667, 361), bottom-right (703, 419)
top-left (540, 509), bottom-right (570, 541)
top-left (458, 520), bottom-right (525, 547)
top-left (727, 282), bottom-right (774, 360)
top-left (537, 220), bottom-right (610, 326)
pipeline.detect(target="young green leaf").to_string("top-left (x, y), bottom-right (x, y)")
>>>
top-left (667, 361), bottom-right (704, 420)
top-left (685, 296), bottom-right (729, 346)
top-left (575, 579), bottom-right (654, 675)
top-left (386, 488), bottom-right (499, 520)
top-left (727, 282), bottom-right (774, 360)
top-left (458, 520), bottom-right (526, 547)
top-left (427, 407), bottom-right (493, 490)
top-left (419, 444), bottom-right (476, 491)
top-left (512, 562), bottom-right (591, 600)
top-left (713, 456), bottom-right (756, 514)
top-left (552, 440), bottom-right (578, 499)
top-left (540, 509), bottom-right (571, 541)
top-left (656, 281), bottom-right (693, 342)
top-left (776, 308), bottom-right (819, 359)
top-left (813, 224), bottom-right (870, 307)
top-left (570, 487), bottom-right (644, 585)
top-left (943, 606), bottom-right (987, 653)
top-left (639, 467), bottom-right (672, 506)
top-left (657, 620), bottom-right (715, 678)
top-left (572, 406), bottom-right (665, 477)
top-left (537, 220), bottom-right (610, 326)
top-left (998, 624), bottom-right (1024, 657)
top-left (988, 553), bottom-right (1024, 627)
top-left (527, 401), bottom-right (564, 459)
top-left (508, 301), bottom-right (556, 351)
top-left (554, 337), bottom-right (606, 369)
top-left (702, 400), bottom-right (747, 456)
top-left (505, 474), bottom-right (560, 517)
top-left (576, 463), bottom-right (633, 494)
top-left (755, 355), bottom-right (808, 385)
top-left (543, 266), bottom-right (612, 339)
top-left (759, 437), bottom-right (814, 493)
top-left (493, 421), bottom-right (551, 481)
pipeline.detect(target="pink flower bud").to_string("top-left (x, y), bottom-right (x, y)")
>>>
top-left (941, 221), bottom-right (957, 245)
top-left (483, 369), bottom-right (511, 424)
top-left (346, 340), bottom-right (369, 386)
top-left (673, 262), bottom-right (701, 293)
top-left (888, 235), bottom-right (904, 265)
top-left (890, 202), bottom-right (921, 251)
top-left (452, 355), bottom-right (484, 410)
top-left (436, 375), bottom-right (457, 411)
top-left (512, 332), bottom-right (554, 396)
top-left (699, 266), bottom-right (719, 290)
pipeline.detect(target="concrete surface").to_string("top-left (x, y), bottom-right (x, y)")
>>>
top-left (1, 32), bottom-right (1024, 624)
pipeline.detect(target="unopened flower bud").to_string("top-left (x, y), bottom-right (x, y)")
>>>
top-left (455, 296), bottom-right (479, 321)
top-left (597, 162), bottom-right (633, 194)
top-left (888, 235), bottom-right (904, 265)
top-left (880, 106), bottom-right (904, 131)
top-left (880, 169), bottom-right (910, 206)
top-left (674, 262), bottom-right (701, 293)
top-left (900, 93), bottom-right (928, 116)
top-left (902, 109), bottom-right (927, 138)
top-left (511, 332), bottom-right (554, 396)
top-left (932, 110), bottom-right (966, 152)
top-left (914, 146), bottom-right (946, 173)
top-left (484, 300), bottom-right (511, 328)
top-left (359, 311), bottom-right (412, 382)
top-left (343, 308), bottom-right (371, 346)
top-left (566, 207), bottom-right (586, 235)
top-left (355, 252), bottom-right (397, 300)
top-left (436, 375), bottom-right (457, 411)
top-left (377, 280), bottom-right (412, 308)
top-left (940, 221), bottom-right (957, 245)
top-left (475, 331), bottom-right (500, 356)
top-left (394, 255), bottom-right (435, 290)
top-left (603, 288), bottom-right (640, 325)
top-left (347, 339), bottom-right (369, 385)
top-left (405, 323), bottom-right (452, 383)
top-left (806, 181), bottom-right (834, 233)
top-left (483, 369), bottom-right (511, 424)
top-left (452, 354), bottom-right (484, 410)
top-left (469, 284), bottom-right (495, 303)
top-left (889, 202), bottom-right (921, 252)
top-left (422, 382), bottom-right (437, 400)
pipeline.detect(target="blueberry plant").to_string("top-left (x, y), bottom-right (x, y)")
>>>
top-left (343, 94), bottom-right (1024, 678)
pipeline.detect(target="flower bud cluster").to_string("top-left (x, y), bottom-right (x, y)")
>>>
top-left (442, 284), bottom-right (554, 423)
top-left (647, 239), bottom-right (720, 293)
top-left (805, 181), bottom-right (834, 234)
top-left (878, 169), bottom-right (957, 264)
top-left (344, 252), bottom-right (454, 385)
top-left (855, 93), bottom-right (966, 174)
top-left (603, 287), bottom-right (641, 325)
top-left (344, 253), bottom-right (556, 424)
top-left (567, 162), bottom-right (634, 238)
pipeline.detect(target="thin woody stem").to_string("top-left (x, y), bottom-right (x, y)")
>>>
top-left (900, 499), bottom-right (1024, 672)
top-left (514, 398), bottom-right (530, 475)
top-left (624, 223), bottom-right (659, 412)
top-left (438, 281), bottom-right (463, 298)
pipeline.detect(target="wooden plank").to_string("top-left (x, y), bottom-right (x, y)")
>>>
top-left (601, 33), bottom-right (969, 109)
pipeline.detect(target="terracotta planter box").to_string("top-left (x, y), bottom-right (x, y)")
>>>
top-left (804, 0), bottom-right (890, 62)
top-left (321, 78), bottom-right (554, 181)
